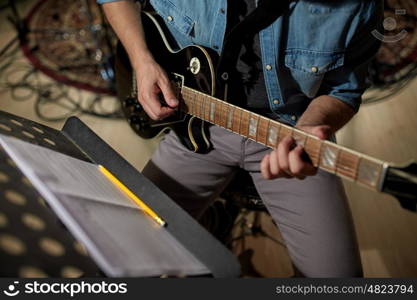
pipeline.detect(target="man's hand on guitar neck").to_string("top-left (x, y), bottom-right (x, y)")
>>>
top-left (260, 125), bottom-right (331, 180)
top-left (135, 58), bottom-right (179, 120)
top-left (260, 95), bottom-right (355, 181)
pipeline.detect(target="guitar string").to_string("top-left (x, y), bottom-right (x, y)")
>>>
top-left (180, 87), bottom-right (379, 183)
top-left (180, 88), bottom-right (359, 173)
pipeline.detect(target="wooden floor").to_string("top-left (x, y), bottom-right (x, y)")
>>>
top-left (1, 0), bottom-right (417, 278)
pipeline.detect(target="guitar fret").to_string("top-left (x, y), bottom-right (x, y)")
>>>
top-left (214, 100), bottom-right (222, 124)
top-left (190, 92), bottom-right (195, 115)
top-left (210, 101), bottom-right (216, 123)
top-left (181, 89), bottom-right (187, 109)
top-left (232, 108), bottom-right (241, 133)
top-left (220, 102), bottom-right (228, 128)
top-left (205, 96), bottom-right (211, 121)
top-left (227, 104), bottom-right (234, 130)
top-left (257, 117), bottom-right (269, 145)
top-left (188, 91), bottom-right (194, 115)
top-left (200, 93), bottom-right (206, 121)
top-left (248, 114), bottom-right (259, 140)
top-left (192, 93), bottom-right (198, 117)
top-left (256, 117), bottom-right (261, 141)
top-left (279, 125), bottom-right (293, 142)
top-left (217, 101), bottom-right (223, 127)
top-left (304, 136), bottom-right (322, 167)
top-left (194, 93), bottom-right (199, 116)
top-left (196, 94), bottom-right (203, 118)
top-left (182, 89), bottom-right (190, 114)
top-left (224, 103), bottom-right (229, 128)
top-left (238, 109), bottom-right (243, 135)
top-left (240, 111), bottom-right (250, 137)
top-left (336, 150), bottom-right (361, 180)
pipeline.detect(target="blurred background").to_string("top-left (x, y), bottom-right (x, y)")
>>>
top-left (0, 0), bottom-right (417, 277)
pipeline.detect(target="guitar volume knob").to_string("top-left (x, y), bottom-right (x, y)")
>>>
top-left (124, 97), bottom-right (136, 107)
top-left (129, 115), bottom-right (141, 124)
top-left (133, 103), bottom-right (143, 113)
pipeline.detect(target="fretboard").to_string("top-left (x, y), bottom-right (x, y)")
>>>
top-left (181, 86), bottom-right (388, 192)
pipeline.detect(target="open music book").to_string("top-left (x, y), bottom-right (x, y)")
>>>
top-left (0, 134), bottom-right (209, 277)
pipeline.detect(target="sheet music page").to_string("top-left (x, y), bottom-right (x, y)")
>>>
top-left (0, 134), bottom-right (209, 277)
top-left (0, 134), bottom-right (137, 209)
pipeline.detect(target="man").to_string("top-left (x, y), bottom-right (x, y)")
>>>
top-left (98, 0), bottom-right (383, 277)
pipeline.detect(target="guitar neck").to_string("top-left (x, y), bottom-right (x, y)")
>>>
top-left (181, 86), bottom-right (388, 192)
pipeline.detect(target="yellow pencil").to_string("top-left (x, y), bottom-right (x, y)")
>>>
top-left (98, 165), bottom-right (166, 227)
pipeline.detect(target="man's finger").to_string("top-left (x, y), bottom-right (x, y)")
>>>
top-left (277, 136), bottom-right (293, 175)
top-left (159, 78), bottom-right (179, 108)
top-left (139, 97), bottom-right (158, 120)
top-left (261, 154), bottom-right (272, 179)
top-left (289, 145), bottom-right (317, 177)
top-left (311, 125), bottom-right (331, 140)
top-left (270, 150), bottom-right (293, 179)
top-left (297, 124), bottom-right (331, 140)
top-left (143, 90), bottom-right (175, 120)
top-left (269, 150), bottom-right (280, 176)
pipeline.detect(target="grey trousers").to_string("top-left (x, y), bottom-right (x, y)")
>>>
top-left (143, 125), bottom-right (363, 277)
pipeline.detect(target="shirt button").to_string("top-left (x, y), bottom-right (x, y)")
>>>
top-left (167, 16), bottom-right (173, 22)
top-left (273, 99), bottom-right (280, 105)
top-left (265, 64), bottom-right (272, 71)
top-left (291, 115), bottom-right (297, 121)
top-left (220, 8), bottom-right (225, 14)
top-left (213, 45), bottom-right (219, 49)
top-left (311, 66), bottom-right (319, 73)
top-left (221, 72), bottom-right (229, 81)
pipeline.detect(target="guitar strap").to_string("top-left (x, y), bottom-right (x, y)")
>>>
top-left (216, 0), bottom-right (291, 83)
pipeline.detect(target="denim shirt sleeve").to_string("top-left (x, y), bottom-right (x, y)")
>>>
top-left (318, 1), bottom-right (384, 112)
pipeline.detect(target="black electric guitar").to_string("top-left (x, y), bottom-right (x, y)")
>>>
top-left (115, 11), bottom-right (417, 212)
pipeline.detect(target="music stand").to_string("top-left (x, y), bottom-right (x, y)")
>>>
top-left (0, 110), bottom-right (241, 278)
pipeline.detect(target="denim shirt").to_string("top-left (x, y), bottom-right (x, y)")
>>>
top-left (98, 0), bottom-right (383, 125)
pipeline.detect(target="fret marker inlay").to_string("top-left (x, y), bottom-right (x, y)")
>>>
top-left (357, 159), bottom-right (382, 188)
top-left (249, 117), bottom-right (258, 137)
top-left (321, 145), bottom-right (338, 170)
top-left (268, 126), bottom-right (278, 146)
top-left (293, 133), bottom-right (306, 147)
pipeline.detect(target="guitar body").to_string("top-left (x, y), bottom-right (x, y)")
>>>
top-left (115, 11), bottom-right (224, 153)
